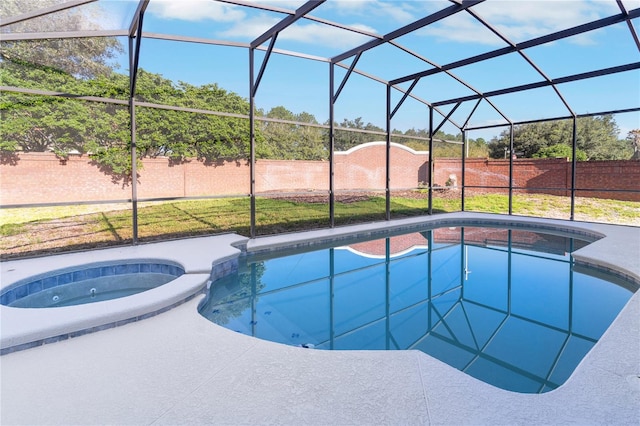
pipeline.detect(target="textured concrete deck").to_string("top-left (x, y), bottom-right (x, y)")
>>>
top-left (1, 213), bottom-right (638, 425)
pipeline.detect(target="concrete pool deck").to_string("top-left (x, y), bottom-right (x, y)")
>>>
top-left (1, 213), bottom-right (639, 425)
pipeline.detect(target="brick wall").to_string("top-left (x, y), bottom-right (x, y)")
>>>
top-left (0, 142), bottom-right (428, 205)
top-left (335, 142), bottom-right (429, 190)
top-left (435, 158), bottom-right (570, 190)
top-left (0, 153), bottom-right (253, 204)
top-left (576, 160), bottom-right (640, 200)
top-left (256, 159), bottom-right (328, 192)
top-left (434, 158), bottom-right (640, 201)
top-left (2, 147), bottom-right (638, 205)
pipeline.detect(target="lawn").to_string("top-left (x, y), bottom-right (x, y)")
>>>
top-left (1, 193), bottom-right (638, 259)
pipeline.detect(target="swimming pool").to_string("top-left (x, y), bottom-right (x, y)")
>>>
top-left (199, 225), bottom-right (637, 393)
top-left (1, 261), bottom-right (185, 308)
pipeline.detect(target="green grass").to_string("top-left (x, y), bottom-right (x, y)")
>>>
top-left (0, 203), bottom-right (133, 226)
top-left (1, 193), bottom-right (638, 259)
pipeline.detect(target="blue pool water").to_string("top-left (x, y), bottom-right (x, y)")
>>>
top-left (199, 226), bottom-right (636, 393)
top-left (1, 261), bottom-right (184, 308)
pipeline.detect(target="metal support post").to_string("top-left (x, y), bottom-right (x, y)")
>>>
top-left (329, 64), bottom-right (335, 227)
top-left (428, 106), bottom-right (434, 214)
top-left (462, 130), bottom-right (466, 211)
top-left (249, 48), bottom-right (256, 237)
top-left (570, 117), bottom-right (577, 220)
top-left (385, 84), bottom-right (391, 220)
top-left (508, 123), bottom-right (514, 215)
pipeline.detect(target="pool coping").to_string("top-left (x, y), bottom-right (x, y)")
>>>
top-left (1, 212), bottom-right (638, 425)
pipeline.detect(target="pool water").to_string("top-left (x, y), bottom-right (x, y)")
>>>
top-left (1, 261), bottom-right (184, 308)
top-left (199, 226), bottom-right (636, 393)
top-left (8, 274), bottom-right (176, 308)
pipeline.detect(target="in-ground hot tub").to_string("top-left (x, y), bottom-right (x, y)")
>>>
top-left (0, 258), bottom-right (206, 355)
top-left (1, 261), bottom-right (185, 308)
top-left (0, 235), bottom-right (250, 355)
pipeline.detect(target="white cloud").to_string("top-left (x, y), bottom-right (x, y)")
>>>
top-left (145, 1), bottom-right (616, 51)
top-left (624, 0), bottom-right (640, 9)
top-left (281, 21), bottom-right (375, 48)
top-left (418, 0), bottom-right (617, 46)
top-left (147, 0), bottom-right (245, 22)
top-left (417, 13), bottom-right (504, 45)
top-left (217, 15), bottom-right (280, 40)
top-left (148, 1), bottom-right (377, 48)
top-left (330, 0), bottom-right (416, 25)
top-left (218, 15), bottom-right (375, 48)
top-left (244, 0), bottom-right (309, 8)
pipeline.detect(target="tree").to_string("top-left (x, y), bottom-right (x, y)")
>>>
top-left (1, 64), bottom-right (256, 174)
top-left (1, 0), bottom-right (127, 169)
top-left (533, 143), bottom-right (588, 161)
top-left (627, 129), bottom-right (640, 160)
top-left (258, 106), bottom-right (326, 160)
top-left (466, 138), bottom-right (490, 158)
top-left (487, 115), bottom-right (632, 160)
top-left (132, 73), bottom-right (255, 164)
top-left (0, 63), bottom-right (104, 157)
top-left (395, 129), bottom-right (488, 158)
top-left (0, 0), bottom-right (123, 79)
top-left (332, 117), bottom-right (384, 151)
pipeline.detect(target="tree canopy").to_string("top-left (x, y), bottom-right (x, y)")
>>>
top-left (331, 117), bottom-right (385, 151)
top-left (1, 63), bottom-right (256, 174)
top-left (257, 106), bottom-right (327, 160)
top-left (487, 116), bottom-right (634, 160)
top-left (533, 144), bottom-right (588, 161)
top-left (396, 128), bottom-right (488, 158)
top-left (0, 0), bottom-right (123, 79)
top-left (628, 129), bottom-right (640, 160)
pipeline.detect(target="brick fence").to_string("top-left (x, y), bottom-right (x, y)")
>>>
top-left (435, 158), bottom-right (640, 201)
top-left (1, 142), bottom-right (638, 205)
top-left (0, 142), bottom-right (428, 205)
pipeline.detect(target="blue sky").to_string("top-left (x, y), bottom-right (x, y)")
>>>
top-left (106, 0), bottom-right (639, 140)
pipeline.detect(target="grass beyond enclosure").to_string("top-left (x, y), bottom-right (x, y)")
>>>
top-left (1, 193), bottom-right (638, 259)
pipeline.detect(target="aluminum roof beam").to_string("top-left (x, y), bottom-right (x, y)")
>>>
top-left (129, 8), bottom-right (146, 96)
top-left (332, 0), bottom-right (484, 64)
top-left (390, 78), bottom-right (420, 120)
top-left (464, 106), bottom-right (640, 132)
top-left (333, 52), bottom-right (362, 103)
top-left (616, 0), bottom-right (640, 53)
top-left (250, 1), bottom-right (325, 97)
top-left (0, 30), bottom-right (127, 41)
top-left (217, 0), bottom-right (384, 42)
top-left (0, 0), bottom-right (97, 28)
top-left (250, 0), bottom-right (325, 48)
top-left (216, 0), bottom-right (294, 15)
top-left (391, 7), bottom-right (640, 86)
top-left (433, 103), bottom-right (462, 136)
top-left (461, 99), bottom-right (483, 129)
top-left (433, 62), bottom-right (640, 107)
top-left (384, 40), bottom-right (511, 129)
top-left (461, 6), bottom-right (575, 118)
top-left (129, 0), bottom-right (149, 37)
